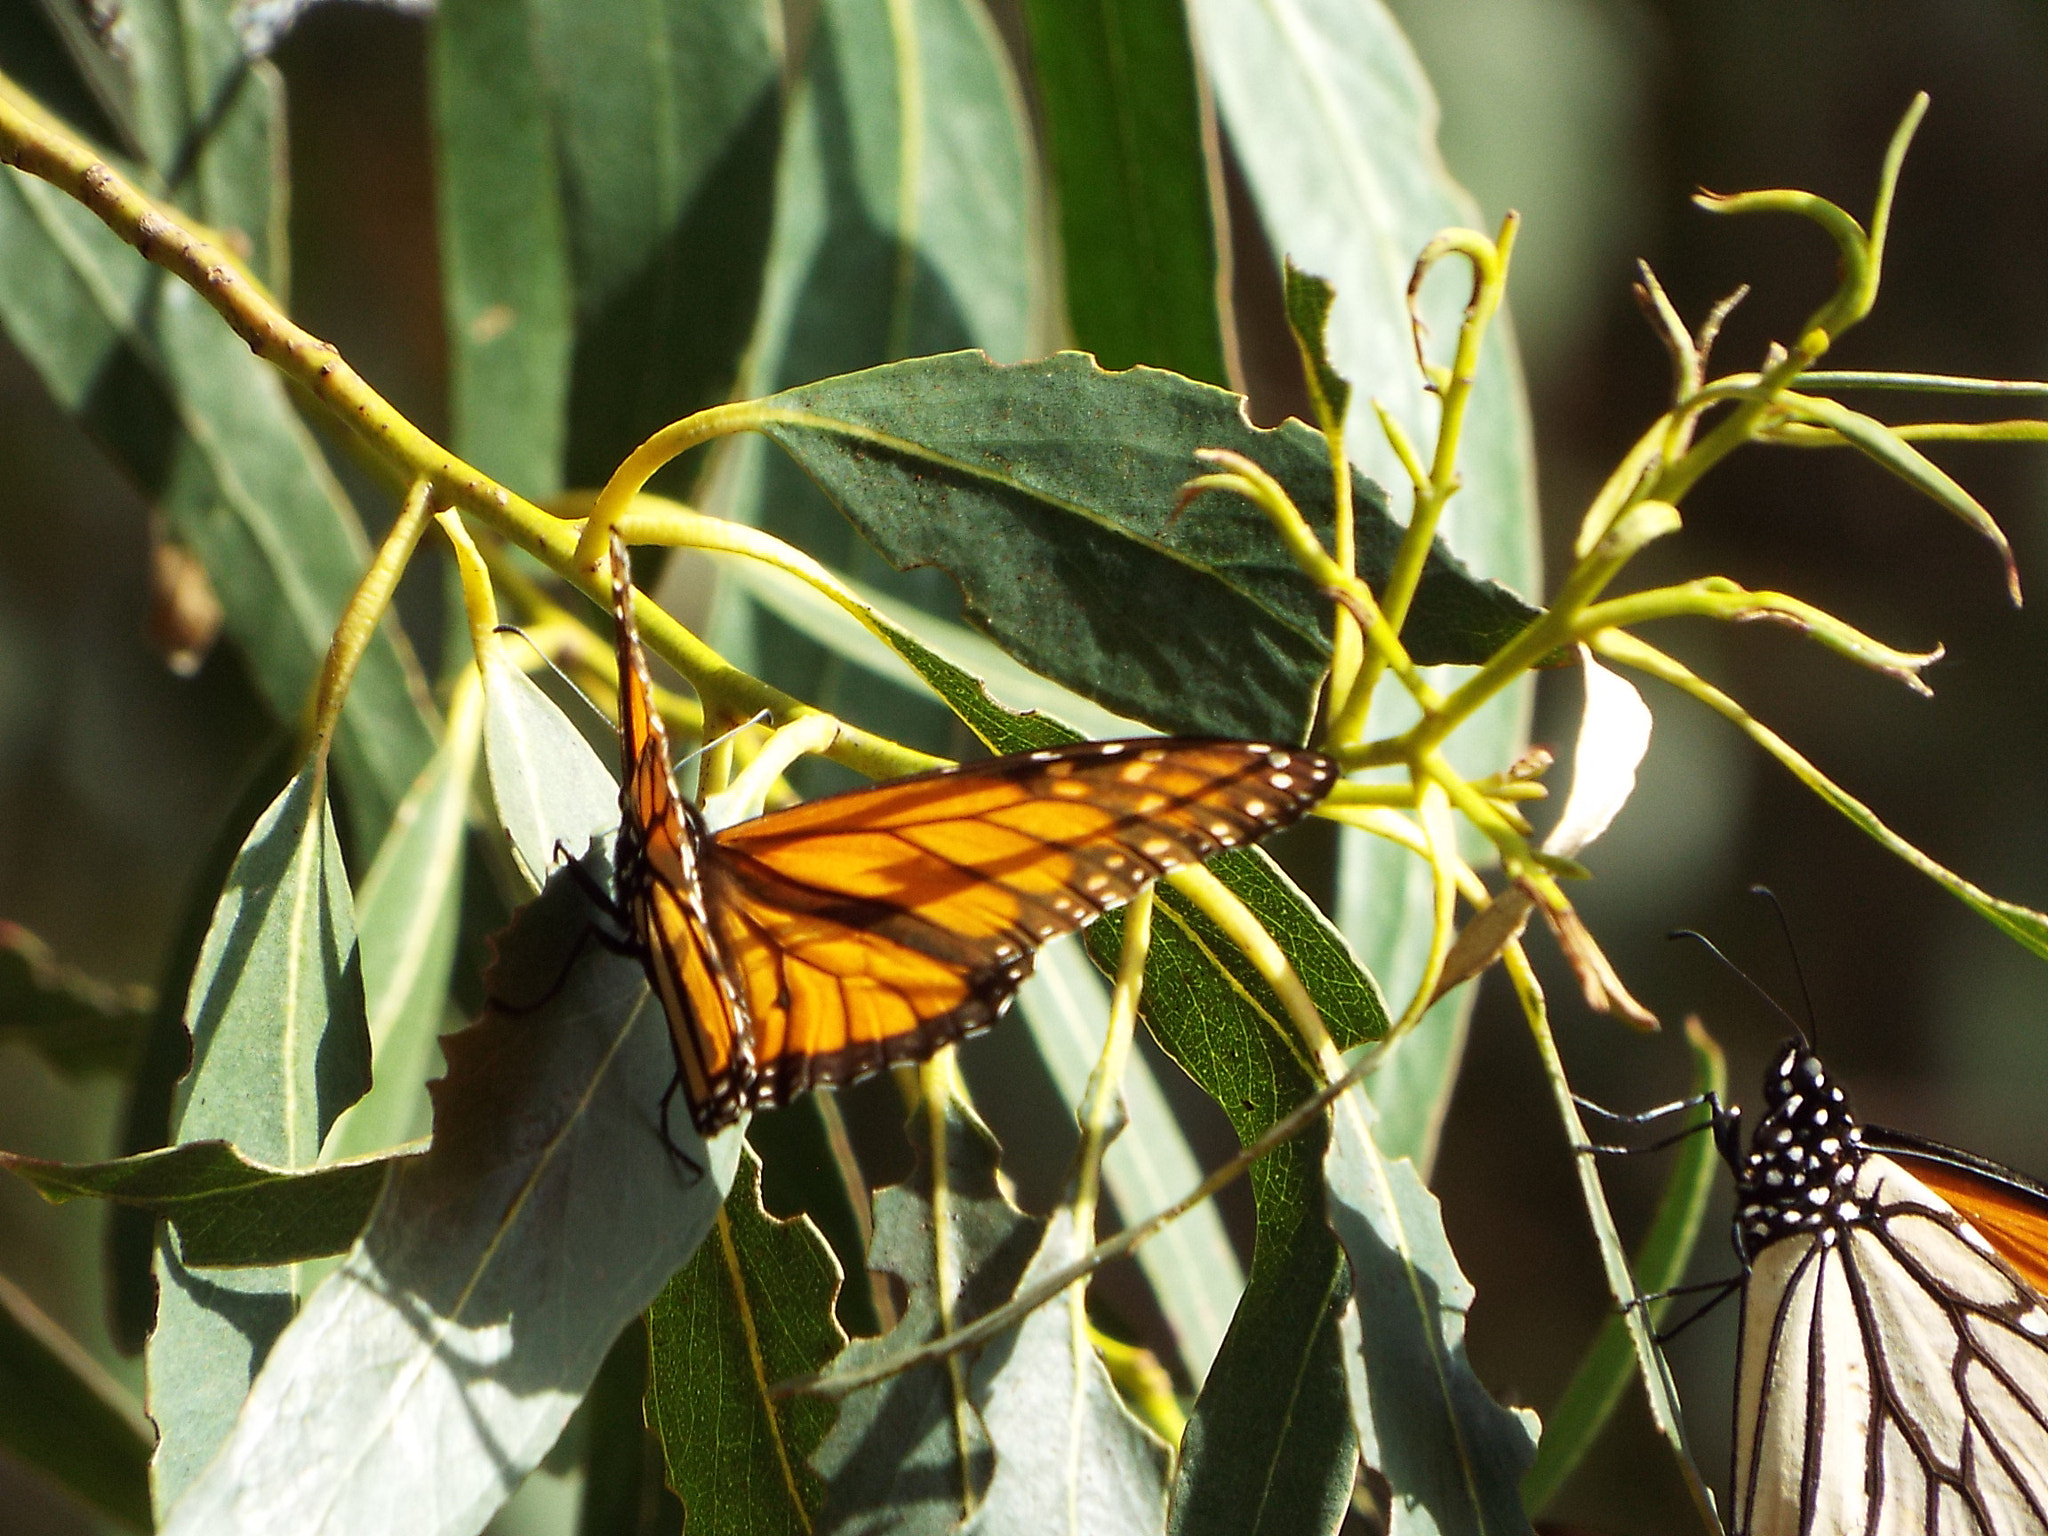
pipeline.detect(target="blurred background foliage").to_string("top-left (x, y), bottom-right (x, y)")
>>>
top-left (4, 2), bottom-right (2048, 1533)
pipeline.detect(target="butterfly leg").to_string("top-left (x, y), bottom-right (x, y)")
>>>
top-left (1571, 1091), bottom-right (1734, 1159)
top-left (553, 841), bottom-right (627, 924)
top-left (1618, 1274), bottom-right (1743, 1345)
top-left (1574, 1090), bottom-right (1715, 1126)
top-left (656, 1076), bottom-right (705, 1182)
top-left (489, 901), bottom-right (640, 1019)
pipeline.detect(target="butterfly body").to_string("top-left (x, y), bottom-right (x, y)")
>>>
top-left (604, 533), bottom-right (1337, 1134)
top-left (1726, 1043), bottom-right (2048, 1536)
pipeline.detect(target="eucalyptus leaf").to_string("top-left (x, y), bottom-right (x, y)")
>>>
top-left (960, 1206), bottom-right (1171, 1536)
top-left (148, 764), bottom-right (368, 1513)
top-left (848, 585), bottom-right (1358, 1409)
top-left (811, 1094), bottom-right (1040, 1534)
top-left (1324, 1090), bottom-right (1540, 1536)
top-left (750, 351), bottom-right (1537, 742)
top-left (430, 0), bottom-right (572, 496)
top-left (108, 739), bottom-right (295, 1355)
top-left (1021, 0), bottom-right (1228, 385)
top-left (432, 0), bottom-right (781, 497)
top-left (1195, 0), bottom-right (1543, 1172)
top-left (1094, 865), bottom-right (1374, 1536)
top-left (707, 0), bottom-right (1042, 759)
top-left (1188, 0), bottom-right (1539, 592)
top-left (1522, 1021), bottom-right (1726, 1513)
top-left (1013, 944), bottom-right (1244, 1386)
top-left (1, 1139), bottom-right (405, 1268)
top-left (1077, 848), bottom-right (1389, 1536)
top-left (325, 674), bottom-right (486, 1163)
top-left (718, 558), bottom-right (1148, 742)
top-left (646, 1146), bottom-right (844, 1534)
top-left (159, 861), bottom-right (742, 1536)
top-left (539, 0), bottom-right (782, 491)
top-left (479, 641), bottom-right (620, 892)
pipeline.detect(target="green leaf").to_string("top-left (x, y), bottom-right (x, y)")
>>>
top-left (811, 1094), bottom-right (1039, 1531)
top-left (542, 0), bottom-right (783, 491)
top-left (1197, 0), bottom-right (1544, 1165)
top-left (1, 1139), bottom-right (406, 1268)
top-left (171, 767), bottom-right (369, 1163)
top-left (0, 1270), bottom-right (152, 1532)
top-left (1282, 261), bottom-right (1352, 437)
top-left (645, 1146), bottom-right (844, 1533)
top-left (1188, 0), bottom-right (1539, 599)
top-left (747, 1095), bottom-right (885, 1338)
top-left (751, 351), bottom-right (1537, 742)
top-left (717, 557), bottom-right (1148, 742)
top-left (430, 0), bottom-right (573, 495)
top-left (1067, 843), bottom-right (1386, 1536)
top-left (480, 640), bottom-right (621, 891)
top-left (856, 581), bottom-right (1368, 1417)
top-left (710, 0), bottom-right (1042, 758)
top-left (1522, 1021), bottom-right (1726, 1514)
top-left (148, 763), bottom-right (369, 1512)
top-left (0, 23), bottom-right (438, 848)
top-left (1020, 0), bottom-right (1229, 385)
top-left (431, 0), bottom-right (782, 496)
top-left (324, 676), bottom-right (486, 1163)
top-left (1088, 864), bottom-right (1380, 1535)
top-left (1324, 1090), bottom-right (1540, 1536)
top-left (1013, 944), bottom-right (1244, 1386)
top-left (959, 1206), bottom-right (1171, 1535)
top-left (108, 738), bottom-right (295, 1355)
top-left (0, 919), bottom-right (152, 1074)
top-left (157, 862), bottom-right (743, 1536)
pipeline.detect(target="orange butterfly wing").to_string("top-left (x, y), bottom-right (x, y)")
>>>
top-left (709, 739), bottom-right (1337, 1108)
top-left (1869, 1130), bottom-right (2048, 1297)
top-left (609, 534), bottom-right (755, 1129)
top-left (606, 532), bottom-right (1338, 1132)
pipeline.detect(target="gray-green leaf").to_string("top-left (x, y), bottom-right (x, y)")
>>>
top-left (1325, 1091), bottom-right (1539, 1536)
top-left (157, 863), bottom-right (741, 1536)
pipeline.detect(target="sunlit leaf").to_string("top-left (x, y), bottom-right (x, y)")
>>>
top-left (158, 862), bottom-right (741, 1536)
top-left (646, 1146), bottom-right (843, 1533)
top-left (750, 351), bottom-right (1538, 743)
top-left (959, 1206), bottom-right (1171, 1535)
top-left (479, 640), bottom-right (619, 892)
top-left (1324, 1091), bottom-right (1539, 1536)
top-left (432, 0), bottom-right (782, 496)
top-left (148, 764), bottom-right (368, 1512)
top-left (324, 676), bottom-right (486, 1163)
top-left (708, 0), bottom-right (1043, 762)
top-left (810, 1093), bottom-right (1038, 1533)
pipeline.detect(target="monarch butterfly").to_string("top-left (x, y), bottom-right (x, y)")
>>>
top-left (1719, 1040), bottom-right (2048, 1535)
top-left (602, 532), bottom-right (1338, 1134)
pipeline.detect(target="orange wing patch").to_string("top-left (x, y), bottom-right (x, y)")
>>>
top-left (1883, 1149), bottom-right (2048, 1298)
top-left (603, 530), bottom-right (1338, 1135)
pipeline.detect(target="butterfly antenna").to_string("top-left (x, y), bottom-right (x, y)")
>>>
top-left (1668, 928), bottom-right (1812, 1046)
top-left (1748, 885), bottom-right (1820, 1046)
top-left (679, 709), bottom-right (773, 769)
top-left (491, 624), bottom-right (619, 738)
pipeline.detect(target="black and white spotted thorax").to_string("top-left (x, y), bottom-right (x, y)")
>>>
top-left (1732, 1042), bottom-right (1870, 1261)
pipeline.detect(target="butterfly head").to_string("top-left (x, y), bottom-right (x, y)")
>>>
top-left (1734, 1041), bottom-right (1869, 1258)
